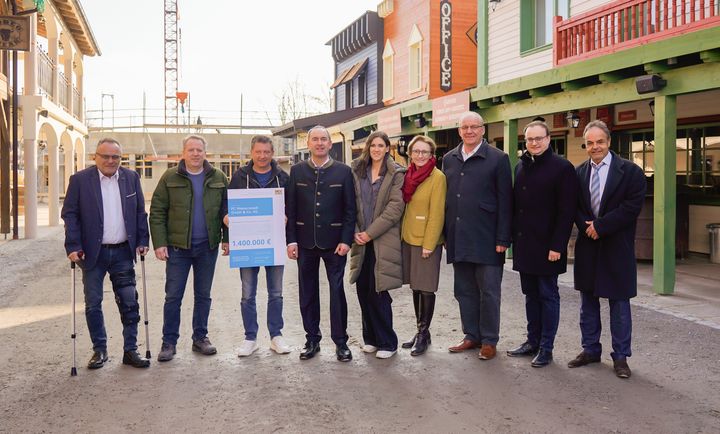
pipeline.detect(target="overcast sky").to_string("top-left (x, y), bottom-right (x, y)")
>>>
top-left (81, 0), bottom-right (379, 126)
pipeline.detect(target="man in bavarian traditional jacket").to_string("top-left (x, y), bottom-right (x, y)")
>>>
top-left (285, 126), bottom-right (357, 362)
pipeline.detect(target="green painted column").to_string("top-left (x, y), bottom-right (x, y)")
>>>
top-left (653, 95), bottom-right (677, 295)
top-left (503, 119), bottom-right (518, 259)
top-left (478, 0), bottom-right (489, 86)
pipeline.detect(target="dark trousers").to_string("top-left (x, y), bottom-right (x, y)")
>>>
top-left (81, 245), bottom-right (140, 352)
top-left (579, 292), bottom-right (632, 360)
top-left (452, 262), bottom-right (503, 345)
top-left (520, 273), bottom-right (560, 351)
top-left (356, 243), bottom-right (398, 351)
top-left (297, 246), bottom-right (348, 345)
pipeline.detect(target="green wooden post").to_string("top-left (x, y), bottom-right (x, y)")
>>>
top-left (653, 95), bottom-right (677, 295)
top-left (503, 119), bottom-right (518, 259)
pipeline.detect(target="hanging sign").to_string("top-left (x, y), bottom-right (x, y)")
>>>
top-left (440, 0), bottom-right (452, 92)
top-left (0, 15), bottom-right (31, 51)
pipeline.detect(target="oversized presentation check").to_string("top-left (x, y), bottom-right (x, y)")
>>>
top-left (227, 188), bottom-right (286, 268)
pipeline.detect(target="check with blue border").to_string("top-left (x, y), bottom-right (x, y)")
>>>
top-left (227, 188), bottom-right (286, 268)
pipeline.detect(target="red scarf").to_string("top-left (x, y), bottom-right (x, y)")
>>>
top-left (402, 157), bottom-right (436, 203)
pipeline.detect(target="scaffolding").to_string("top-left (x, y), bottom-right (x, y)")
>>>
top-left (164, 0), bottom-right (178, 129)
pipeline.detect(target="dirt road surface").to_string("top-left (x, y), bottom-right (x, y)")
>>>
top-left (1, 229), bottom-right (719, 433)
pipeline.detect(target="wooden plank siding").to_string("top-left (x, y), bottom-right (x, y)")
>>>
top-left (382, 0), bottom-right (431, 105)
top-left (428, 0), bottom-right (477, 99)
top-left (334, 44), bottom-right (381, 109)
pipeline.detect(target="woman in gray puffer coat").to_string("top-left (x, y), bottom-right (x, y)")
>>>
top-left (349, 131), bottom-right (406, 359)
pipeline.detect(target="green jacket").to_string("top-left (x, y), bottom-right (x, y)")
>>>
top-left (149, 160), bottom-right (229, 250)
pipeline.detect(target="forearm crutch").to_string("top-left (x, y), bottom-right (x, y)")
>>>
top-left (140, 255), bottom-right (151, 359)
top-left (70, 261), bottom-right (77, 377)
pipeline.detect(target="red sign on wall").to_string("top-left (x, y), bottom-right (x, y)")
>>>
top-left (432, 90), bottom-right (469, 128)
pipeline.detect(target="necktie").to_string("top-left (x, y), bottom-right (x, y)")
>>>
top-left (590, 162), bottom-right (604, 217)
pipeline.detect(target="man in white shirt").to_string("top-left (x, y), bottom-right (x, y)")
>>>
top-left (62, 138), bottom-right (151, 369)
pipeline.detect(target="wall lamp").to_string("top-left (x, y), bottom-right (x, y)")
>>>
top-left (397, 138), bottom-right (408, 157)
top-left (66, 125), bottom-right (74, 132)
top-left (566, 111), bottom-right (581, 129)
top-left (490, 0), bottom-right (502, 12)
top-left (414, 115), bottom-right (427, 128)
top-left (636, 74), bottom-right (667, 94)
top-left (37, 109), bottom-right (49, 119)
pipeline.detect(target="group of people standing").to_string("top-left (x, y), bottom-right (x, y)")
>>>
top-left (61, 111), bottom-right (645, 380)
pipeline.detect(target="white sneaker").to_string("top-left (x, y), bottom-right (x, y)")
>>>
top-left (270, 336), bottom-right (291, 354)
top-left (376, 350), bottom-right (397, 359)
top-left (237, 340), bottom-right (259, 357)
top-left (362, 344), bottom-right (378, 353)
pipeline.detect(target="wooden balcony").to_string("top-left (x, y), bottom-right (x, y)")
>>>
top-left (554, 0), bottom-right (720, 66)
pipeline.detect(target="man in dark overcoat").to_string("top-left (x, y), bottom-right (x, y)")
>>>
top-left (507, 120), bottom-right (579, 367)
top-left (443, 111), bottom-right (513, 360)
top-left (286, 126), bottom-right (357, 362)
top-left (569, 120), bottom-right (646, 379)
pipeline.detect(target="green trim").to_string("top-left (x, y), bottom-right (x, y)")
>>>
top-left (519, 0), bottom-right (535, 53)
top-left (470, 26), bottom-right (720, 102)
top-left (653, 95), bottom-right (677, 296)
top-left (520, 43), bottom-right (552, 57)
top-left (477, 62), bottom-right (720, 123)
top-left (478, 0), bottom-right (489, 86)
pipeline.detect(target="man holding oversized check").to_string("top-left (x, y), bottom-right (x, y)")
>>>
top-left (222, 135), bottom-right (291, 356)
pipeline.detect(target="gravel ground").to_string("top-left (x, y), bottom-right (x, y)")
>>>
top-left (1, 228), bottom-right (719, 433)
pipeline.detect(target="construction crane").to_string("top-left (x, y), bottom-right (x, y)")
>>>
top-left (164, 0), bottom-right (179, 129)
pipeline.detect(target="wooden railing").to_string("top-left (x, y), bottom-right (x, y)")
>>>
top-left (554, 0), bottom-right (720, 66)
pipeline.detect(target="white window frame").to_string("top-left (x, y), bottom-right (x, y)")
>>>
top-left (382, 39), bottom-right (395, 102)
top-left (408, 24), bottom-right (423, 93)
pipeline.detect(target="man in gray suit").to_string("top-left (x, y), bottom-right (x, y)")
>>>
top-left (443, 112), bottom-right (513, 360)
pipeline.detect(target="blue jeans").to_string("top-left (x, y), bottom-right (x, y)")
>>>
top-left (240, 265), bottom-right (284, 340)
top-left (81, 245), bottom-right (140, 352)
top-left (453, 262), bottom-right (503, 345)
top-left (161, 241), bottom-right (219, 345)
top-left (520, 273), bottom-right (560, 352)
top-left (579, 292), bottom-right (632, 360)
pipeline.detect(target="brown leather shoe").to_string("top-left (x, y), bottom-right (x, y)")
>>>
top-left (478, 344), bottom-right (496, 360)
top-left (448, 338), bottom-right (480, 353)
top-left (567, 351), bottom-right (601, 368)
top-left (613, 359), bottom-right (631, 379)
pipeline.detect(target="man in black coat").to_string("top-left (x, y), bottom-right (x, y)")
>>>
top-left (285, 126), bottom-right (357, 362)
top-left (568, 120), bottom-right (646, 379)
top-left (507, 120), bottom-right (579, 367)
top-left (443, 111), bottom-right (513, 360)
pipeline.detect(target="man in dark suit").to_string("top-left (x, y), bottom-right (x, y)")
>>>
top-left (507, 120), bottom-right (579, 367)
top-left (569, 120), bottom-right (646, 379)
top-left (61, 138), bottom-right (151, 369)
top-left (443, 111), bottom-right (513, 360)
top-left (286, 126), bottom-right (356, 362)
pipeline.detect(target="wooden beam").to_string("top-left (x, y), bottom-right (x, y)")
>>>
top-left (653, 95), bottom-right (677, 295)
top-left (501, 91), bottom-right (530, 103)
top-left (700, 49), bottom-right (720, 63)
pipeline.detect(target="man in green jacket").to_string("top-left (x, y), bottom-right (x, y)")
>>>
top-left (150, 135), bottom-right (229, 362)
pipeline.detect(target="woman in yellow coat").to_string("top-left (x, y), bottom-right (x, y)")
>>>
top-left (400, 135), bottom-right (446, 356)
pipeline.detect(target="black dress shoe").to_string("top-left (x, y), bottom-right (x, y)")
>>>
top-left (401, 334), bottom-right (417, 349)
top-left (122, 351), bottom-right (150, 368)
top-left (506, 341), bottom-right (539, 357)
top-left (567, 351), bottom-right (601, 368)
top-left (531, 349), bottom-right (553, 367)
top-left (336, 344), bottom-right (352, 362)
top-left (613, 359), bottom-right (631, 379)
top-left (87, 350), bottom-right (108, 369)
top-left (299, 342), bottom-right (320, 360)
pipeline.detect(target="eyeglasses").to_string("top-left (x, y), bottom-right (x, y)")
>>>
top-left (411, 150), bottom-right (432, 156)
top-left (525, 136), bottom-right (547, 143)
top-left (460, 125), bottom-right (484, 131)
top-left (96, 153), bottom-right (121, 161)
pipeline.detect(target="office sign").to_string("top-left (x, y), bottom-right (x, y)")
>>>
top-left (440, 0), bottom-right (452, 91)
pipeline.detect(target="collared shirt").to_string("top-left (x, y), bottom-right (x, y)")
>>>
top-left (309, 156), bottom-right (331, 169)
top-left (590, 152), bottom-right (613, 202)
top-left (98, 169), bottom-right (128, 244)
top-left (461, 142), bottom-right (482, 161)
